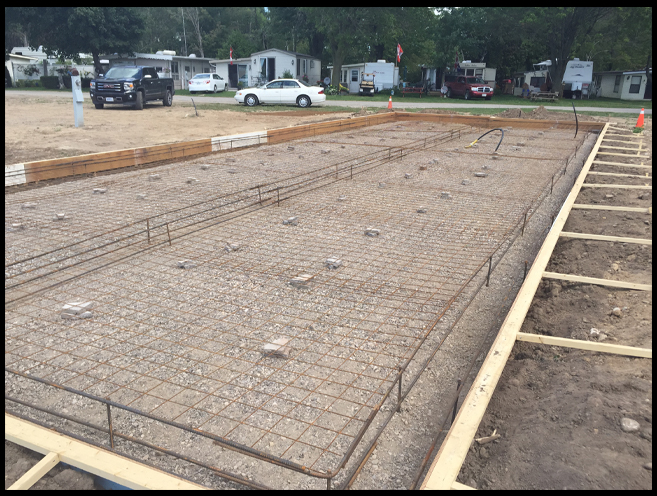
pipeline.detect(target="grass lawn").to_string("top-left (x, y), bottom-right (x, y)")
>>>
top-left (174, 89), bottom-right (236, 98)
top-left (184, 102), bottom-right (370, 113)
top-left (326, 92), bottom-right (651, 109)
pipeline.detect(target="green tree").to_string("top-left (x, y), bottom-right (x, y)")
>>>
top-left (521, 7), bottom-right (612, 93)
top-left (136, 7), bottom-right (181, 55)
top-left (7, 7), bottom-right (145, 75)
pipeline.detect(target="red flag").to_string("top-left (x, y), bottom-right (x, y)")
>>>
top-left (230, 47), bottom-right (233, 65)
top-left (397, 43), bottom-right (403, 63)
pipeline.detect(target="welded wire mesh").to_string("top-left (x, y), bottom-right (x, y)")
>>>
top-left (5, 121), bottom-right (586, 487)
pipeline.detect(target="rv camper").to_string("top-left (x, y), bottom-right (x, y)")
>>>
top-left (513, 60), bottom-right (553, 96)
top-left (562, 58), bottom-right (595, 99)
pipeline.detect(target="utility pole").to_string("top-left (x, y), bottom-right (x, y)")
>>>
top-left (181, 7), bottom-right (188, 57)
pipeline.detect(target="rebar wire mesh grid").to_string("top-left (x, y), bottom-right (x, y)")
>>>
top-left (5, 121), bottom-right (587, 488)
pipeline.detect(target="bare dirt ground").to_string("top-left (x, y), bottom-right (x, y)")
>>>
top-left (457, 119), bottom-right (652, 490)
top-left (4, 92), bottom-right (352, 165)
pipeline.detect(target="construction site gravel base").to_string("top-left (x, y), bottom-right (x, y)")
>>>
top-left (5, 118), bottom-right (606, 489)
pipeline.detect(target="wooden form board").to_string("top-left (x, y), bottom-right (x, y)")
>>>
top-left (5, 413), bottom-right (207, 490)
top-left (581, 183), bottom-right (651, 189)
top-left (593, 160), bottom-right (651, 169)
top-left (605, 133), bottom-right (642, 139)
top-left (420, 123), bottom-right (611, 490)
top-left (596, 152), bottom-right (650, 158)
top-left (603, 138), bottom-right (643, 144)
top-left (6, 112), bottom-right (605, 186)
top-left (572, 204), bottom-right (651, 213)
top-left (394, 112), bottom-right (605, 132)
top-left (8, 451), bottom-right (60, 490)
top-left (559, 231), bottom-right (652, 245)
top-left (515, 332), bottom-right (652, 358)
top-left (22, 140), bottom-right (213, 183)
top-left (587, 171), bottom-right (651, 178)
top-left (543, 271), bottom-right (652, 291)
top-left (599, 145), bottom-right (644, 151)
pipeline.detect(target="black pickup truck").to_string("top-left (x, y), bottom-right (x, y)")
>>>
top-left (90, 66), bottom-right (174, 110)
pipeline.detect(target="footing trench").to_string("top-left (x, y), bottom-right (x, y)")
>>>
top-left (6, 113), bottom-right (604, 489)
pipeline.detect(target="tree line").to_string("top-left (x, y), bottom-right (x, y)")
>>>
top-left (5, 7), bottom-right (652, 92)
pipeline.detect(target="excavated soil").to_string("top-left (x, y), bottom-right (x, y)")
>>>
top-left (456, 118), bottom-right (652, 490)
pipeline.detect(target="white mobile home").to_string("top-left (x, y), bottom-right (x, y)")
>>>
top-left (211, 49), bottom-right (321, 89)
top-left (594, 69), bottom-right (652, 100)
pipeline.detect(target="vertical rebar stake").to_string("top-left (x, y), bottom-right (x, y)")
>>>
top-left (551, 214), bottom-right (556, 228)
top-left (146, 218), bottom-right (151, 245)
top-left (351, 164), bottom-right (353, 180)
top-left (524, 260), bottom-right (528, 281)
top-left (550, 175), bottom-right (554, 194)
top-left (258, 185), bottom-right (262, 204)
top-left (486, 256), bottom-right (492, 287)
top-left (327, 478), bottom-right (331, 490)
top-left (106, 401), bottom-right (115, 449)
top-left (521, 211), bottom-right (528, 236)
top-left (166, 223), bottom-right (172, 246)
top-left (277, 187), bottom-right (280, 206)
top-left (397, 367), bottom-right (403, 413)
top-left (452, 379), bottom-right (462, 425)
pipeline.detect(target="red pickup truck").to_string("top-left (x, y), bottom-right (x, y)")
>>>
top-left (445, 76), bottom-right (494, 100)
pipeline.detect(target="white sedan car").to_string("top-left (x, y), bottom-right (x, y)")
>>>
top-left (189, 73), bottom-right (227, 93)
top-left (235, 79), bottom-right (326, 107)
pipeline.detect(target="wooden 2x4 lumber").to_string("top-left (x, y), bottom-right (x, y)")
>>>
top-left (581, 183), bottom-right (651, 189)
top-left (572, 204), bottom-right (651, 214)
top-left (451, 481), bottom-right (477, 490)
top-left (559, 231), bottom-right (652, 245)
top-left (5, 414), bottom-right (207, 490)
top-left (593, 160), bottom-right (651, 169)
top-left (515, 332), bottom-right (652, 358)
top-left (605, 133), bottom-right (642, 139)
top-left (587, 171), bottom-right (651, 178)
top-left (600, 145), bottom-right (644, 151)
top-left (8, 452), bottom-right (60, 490)
top-left (596, 152), bottom-right (650, 158)
top-left (603, 138), bottom-right (643, 144)
top-left (543, 271), bottom-right (652, 291)
top-left (419, 123), bottom-right (611, 491)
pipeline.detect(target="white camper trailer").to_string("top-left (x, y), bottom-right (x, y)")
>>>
top-left (363, 61), bottom-right (399, 92)
top-left (562, 58), bottom-right (594, 99)
top-left (513, 60), bottom-right (552, 96)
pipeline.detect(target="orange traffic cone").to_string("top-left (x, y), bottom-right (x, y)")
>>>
top-left (635, 108), bottom-right (645, 128)
top-left (388, 95), bottom-right (393, 110)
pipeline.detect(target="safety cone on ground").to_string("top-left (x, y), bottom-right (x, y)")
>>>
top-left (388, 95), bottom-right (393, 110)
top-left (635, 108), bottom-right (645, 129)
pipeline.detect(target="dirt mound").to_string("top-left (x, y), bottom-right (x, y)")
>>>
top-left (496, 108), bottom-right (527, 119)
